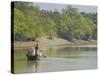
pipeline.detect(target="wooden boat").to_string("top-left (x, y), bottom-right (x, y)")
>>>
top-left (26, 54), bottom-right (40, 60)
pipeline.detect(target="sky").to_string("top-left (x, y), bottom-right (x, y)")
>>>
top-left (34, 2), bottom-right (97, 13)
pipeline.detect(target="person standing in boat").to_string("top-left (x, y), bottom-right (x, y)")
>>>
top-left (34, 43), bottom-right (42, 56)
top-left (35, 42), bottom-right (47, 57)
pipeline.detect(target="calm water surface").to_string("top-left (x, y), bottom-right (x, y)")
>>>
top-left (14, 45), bottom-right (97, 73)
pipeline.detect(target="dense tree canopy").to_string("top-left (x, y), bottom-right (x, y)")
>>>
top-left (12, 2), bottom-right (97, 41)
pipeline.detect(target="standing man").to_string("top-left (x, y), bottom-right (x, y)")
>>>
top-left (35, 42), bottom-right (40, 56)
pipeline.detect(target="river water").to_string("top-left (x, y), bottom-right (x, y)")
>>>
top-left (14, 45), bottom-right (97, 74)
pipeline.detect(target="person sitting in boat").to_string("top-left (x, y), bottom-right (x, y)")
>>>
top-left (26, 49), bottom-right (33, 56)
top-left (26, 45), bottom-right (35, 56)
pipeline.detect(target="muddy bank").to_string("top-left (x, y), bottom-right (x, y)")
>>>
top-left (14, 38), bottom-right (97, 50)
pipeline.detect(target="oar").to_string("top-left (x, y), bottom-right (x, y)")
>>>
top-left (41, 55), bottom-right (47, 58)
top-left (39, 49), bottom-right (47, 58)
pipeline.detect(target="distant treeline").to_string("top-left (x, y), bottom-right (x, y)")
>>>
top-left (12, 2), bottom-right (97, 41)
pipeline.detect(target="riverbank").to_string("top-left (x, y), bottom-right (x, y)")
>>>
top-left (14, 38), bottom-right (97, 50)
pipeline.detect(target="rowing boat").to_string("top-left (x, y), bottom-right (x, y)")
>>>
top-left (26, 54), bottom-right (40, 60)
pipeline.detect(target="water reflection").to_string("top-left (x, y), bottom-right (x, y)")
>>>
top-left (27, 60), bottom-right (39, 72)
top-left (14, 45), bottom-right (97, 73)
top-left (45, 47), bottom-right (96, 58)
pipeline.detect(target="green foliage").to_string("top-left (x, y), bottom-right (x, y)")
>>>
top-left (12, 2), bottom-right (97, 41)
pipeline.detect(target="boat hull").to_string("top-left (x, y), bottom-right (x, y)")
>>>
top-left (26, 54), bottom-right (40, 60)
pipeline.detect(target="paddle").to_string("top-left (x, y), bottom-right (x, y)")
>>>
top-left (39, 50), bottom-right (47, 58)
